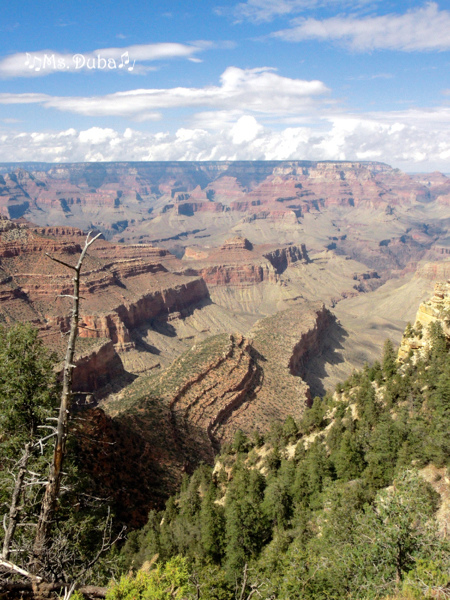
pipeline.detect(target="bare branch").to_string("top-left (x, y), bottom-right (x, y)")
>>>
top-left (0, 558), bottom-right (42, 582)
top-left (34, 232), bottom-right (101, 571)
top-left (45, 254), bottom-right (77, 271)
top-left (2, 443), bottom-right (31, 560)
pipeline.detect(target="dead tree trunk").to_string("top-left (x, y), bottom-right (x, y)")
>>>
top-left (33, 232), bottom-right (101, 571)
top-left (2, 444), bottom-right (31, 561)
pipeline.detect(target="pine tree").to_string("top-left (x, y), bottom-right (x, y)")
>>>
top-left (200, 483), bottom-right (224, 563)
top-left (332, 429), bottom-right (365, 482)
top-left (282, 416), bottom-right (298, 444)
top-left (0, 322), bottom-right (58, 451)
top-left (382, 338), bottom-right (397, 380)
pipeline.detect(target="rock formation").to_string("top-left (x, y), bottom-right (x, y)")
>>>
top-left (0, 218), bottom-right (210, 397)
top-left (180, 238), bottom-right (309, 286)
top-left (0, 161), bottom-right (447, 285)
top-left (398, 279), bottom-right (450, 360)
top-left (0, 159), bottom-right (443, 228)
top-left (106, 301), bottom-right (332, 471)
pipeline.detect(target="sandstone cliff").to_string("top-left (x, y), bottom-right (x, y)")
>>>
top-left (0, 218), bottom-right (210, 396)
top-left (180, 238), bottom-right (310, 286)
top-left (398, 279), bottom-right (450, 360)
top-left (106, 301), bottom-right (332, 471)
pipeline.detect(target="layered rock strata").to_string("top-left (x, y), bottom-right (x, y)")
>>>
top-left (0, 160), bottom-right (444, 225)
top-left (398, 279), bottom-right (450, 360)
top-left (0, 219), bottom-right (210, 396)
top-left (109, 301), bottom-right (331, 468)
top-left (180, 238), bottom-right (309, 286)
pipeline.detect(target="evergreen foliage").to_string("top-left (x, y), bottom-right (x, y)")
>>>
top-left (0, 323), bottom-right (120, 586)
top-left (0, 323), bottom-right (59, 451)
top-left (119, 326), bottom-right (450, 599)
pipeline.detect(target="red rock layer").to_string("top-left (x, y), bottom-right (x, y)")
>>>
top-left (1, 160), bottom-right (446, 221)
top-left (181, 240), bottom-right (309, 286)
top-left (0, 220), bottom-right (210, 393)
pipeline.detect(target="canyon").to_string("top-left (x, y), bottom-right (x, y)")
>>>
top-left (0, 159), bottom-right (449, 515)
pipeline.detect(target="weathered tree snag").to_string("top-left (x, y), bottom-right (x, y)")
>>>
top-left (33, 232), bottom-right (101, 571)
top-left (2, 443), bottom-right (31, 561)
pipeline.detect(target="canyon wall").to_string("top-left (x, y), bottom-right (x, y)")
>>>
top-left (398, 279), bottom-right (450, 360)
top-left (1, 160), bottom-right (448, 223)
top-left (109, 301), bottom-right (333, 472)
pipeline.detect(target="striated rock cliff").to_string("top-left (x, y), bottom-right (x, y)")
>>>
top-left (107, 301), bottom-right (332, 472)
top-left (398, 279), bottom-right (450, 360)
top-left (66, 339), bottom-right (133, 398)
top-left (415, 261), bottom-right (450, 281)
top-left (263, 244), bottom-right (309, 272)
top-left (0, 160), bottom-right (441, 230)
top-left (221, 236), bottom-right (253, 251)
top-left (180, 239), bottom-right (310, 286)
top-left (0, 218), bottom-right (210, 393)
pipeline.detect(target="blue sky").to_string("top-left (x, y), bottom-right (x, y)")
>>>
top-left (0, 0), bottom-right (449, 170)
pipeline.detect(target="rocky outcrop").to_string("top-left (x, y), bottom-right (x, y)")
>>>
top-left (185, 264), bottom-right (278, 286)
top-left (398, 279), bottom-right (450, 360)
top-left (68, 339), bottom-right (132, 398)
top-left (287, 308), bottom-right (333, 383)
top-left (249, 302), bottom-right (331, 412)
top-left (115, 278), bottom-right (209, 331)
top-left (112, 301), bottom-right (332, 470)
top-left (0, 220), bottom-right (211, 395)
top-left (180, 240), bottom-right (309, 286)
top-left (221, 237), bottom-right (253, 251)
top-left (167, 334), bottom-right (260, 462)
top-left (46, 278), bottom-right (209, 349)
top-left (263, 244), bottom-right (309, 272)
top-left (175, 201), bottom-right (224, 216)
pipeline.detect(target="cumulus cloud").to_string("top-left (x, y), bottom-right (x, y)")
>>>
top-left (0, 67), bottom-right (330, 119)
top-left (230, 115), bottom-right (264, 143)
top-left (273, 3), bottom-right (450, 51)
top-left (1, 107), bottom-right (450, 170)
top-left (0, 42), bottom-right (205, 78)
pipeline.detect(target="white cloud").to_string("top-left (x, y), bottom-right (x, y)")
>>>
top-left (0, 67), bottom-right (330, 119)
top-left (1, 106), bottom-right (450, 170)
top-left (230, 115), bottom-right (264, 143)
top-left (0, 42), bottom-right (205, 78)
top-left (273, 2), bottom-right (450, 51)
top-left (221, 0), bottom-right (373, 23)
top-left (78, 127), bottom-right (118, 144)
